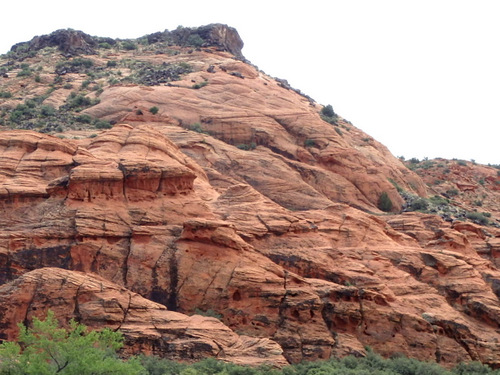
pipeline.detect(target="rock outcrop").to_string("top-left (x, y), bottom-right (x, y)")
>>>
top-left (1, 25), bottom-right (500, 368)
top-left (11, 29), bottom-right (98, 56)
top-left (0, 267), bottom-right (287, 366)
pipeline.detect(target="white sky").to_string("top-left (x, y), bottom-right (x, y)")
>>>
top-left (1, 0), bottom-right (499, 164)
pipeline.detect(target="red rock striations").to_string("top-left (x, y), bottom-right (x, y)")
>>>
top-left (1, 25), bottom-right (500, 368)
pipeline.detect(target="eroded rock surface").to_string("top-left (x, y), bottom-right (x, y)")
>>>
top-left (1, 25), bottom-right (500, 368)
top-left (0, 267), bottom-right (287, 366)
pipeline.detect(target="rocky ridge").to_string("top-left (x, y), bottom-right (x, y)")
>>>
top-left (1, 24), bottom-right (500, 368)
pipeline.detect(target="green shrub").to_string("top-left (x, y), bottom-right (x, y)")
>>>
top-left (0, 91), bottom-right (12, 98)
top-left (186, 34), bottom-right (205, 47)
top-left (237, 142), bottom-right (257, 151)
top-left (70, 58), bottom-right (94, 68)
top-left (304, 139), bottom-right (316, 148)
top-left (94, 119), bottom-right (112, 129)
top-left (17, 67), bottom-right (32, 77)
top-left (106, 60), bottom-right (118, 67)
top-left (378, 192), bottom-right (393, 212)
top-left (40, 105), bottom-right (55, 117)
top-left (194, 308), bottom-right (223, 320)
top-left (76, 114), bottom-right (93, 124)
top-left (81, 80), bottom-right (91, 89)
top-left (149, 106), bottom-right (159, 115)
top-left (321, 104), bottom-right (336, 118)
top-left (65, 94), bottom-right (99, 111)
top-left (122, 40), bottom-right (137, 50)
top-left (189, 122), bottom-right (205, 133)
top-left (408, 198), bottom-right (429, 212)
top-left (192, 80), bottom-right (208, 89)
top-left (465, 212), bottom-right (489, 225)
top-left (99, 42), bottom-right (112, 49)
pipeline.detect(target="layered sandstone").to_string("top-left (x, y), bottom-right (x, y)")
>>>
top-left (1, 25), bottom-right (500, 368)
top-left (0, 267), bottom-right (287, 366)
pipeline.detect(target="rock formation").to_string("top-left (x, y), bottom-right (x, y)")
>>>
top-left (11, 29), bottom-right (98, 56)
top-left (1, 24), bottom-right (500, 368)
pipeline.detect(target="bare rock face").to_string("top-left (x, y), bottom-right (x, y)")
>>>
top-left (1, 124), bottom-right (500, 368)
top-left (1, 25), bottom-right (500, 369)
top-left (0, 267), bottom-right (287, 366)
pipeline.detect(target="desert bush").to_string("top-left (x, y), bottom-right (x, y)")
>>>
top-left (149, 106), bottom-right (159, 115)
top-left (17, 67), bottom-right (32, 77)
top-left (192, 80), bottom-right (208, 89)
top-left (76, 114), bottom-right (93, 124)
top-left (237, 142), bottom-right (257, 151)
top-left (64, 93), bottom-right (99, 111)
top-left (40, 105), bottom-right (55, 117)
top-left (194, 308), bottom-right (223, 320)
top-left (408, 198), bottom-right (429, 212)
top-left (186, 34), bottom-right (205, 47)
top-left (321, 104), bottom-right (336, 118)
top-left (465, 212), bottom-right (489, 225)
top-left (122, 40), bottom-right (138, 50)
top-left (94, 119), bottom-right (112, 129)
top-left (304, 139), bottom-right (316, 148)
top-left (378, 192), bottom-right (393, 212)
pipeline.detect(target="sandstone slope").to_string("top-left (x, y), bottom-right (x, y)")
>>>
top-left (1, 25), bottom-right (500, 368)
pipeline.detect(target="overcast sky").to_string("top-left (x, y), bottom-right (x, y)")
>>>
top-left (1, 0), bottom-right (499, 164)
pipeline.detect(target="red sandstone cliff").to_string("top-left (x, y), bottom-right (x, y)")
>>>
top-left (0, 25), bottom-right (500, 368)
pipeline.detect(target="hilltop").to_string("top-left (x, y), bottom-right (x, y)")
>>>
top-left (1, 25), bottom-right (500, 368)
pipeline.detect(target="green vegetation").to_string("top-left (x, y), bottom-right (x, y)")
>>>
top-left (0, 311), bottom-right (143, 374)
top-left (17, 66), bottom-right (33, 77)
top-left (320, 104), bottom-right (339, 125)
top-left (192, 80), bottom-right (208, 89)
top-left (1, 90), bottom-right (109, 133)
top-left (0, 91), bottom-right (12, 98)
top-left (121, 40), bottom-right (138, 50)
top-left (186, 34), bottom-right (205, 48)
top-left (304, 139), bottom-right (316, 148)
top-left (149, 106), bottom-right (159, 115)
top-left (140, 350), bottom-right (500, 375)
top-left (189, 122), bottom-right (207, 134)
top-left (406, 158), bottom-right (436, 171)
top-left (321, 104), bottom-right (336, 118)
top-left (378, 192), bottom-right (393, 212)
top-left (388, 178), bottom-right (403, 193)
top-left (119, 60), bottom-right (192, 86)
top-left (465, 211), bottom-right (490, 225)
top-left (237, 142), bottom-right (257, 151)
top-left (194, 308), bottom-right (223, 320)
top-left (63, 92), bottom-right (100, 111)
top-left (1, 313), bottom-right (499, 375)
